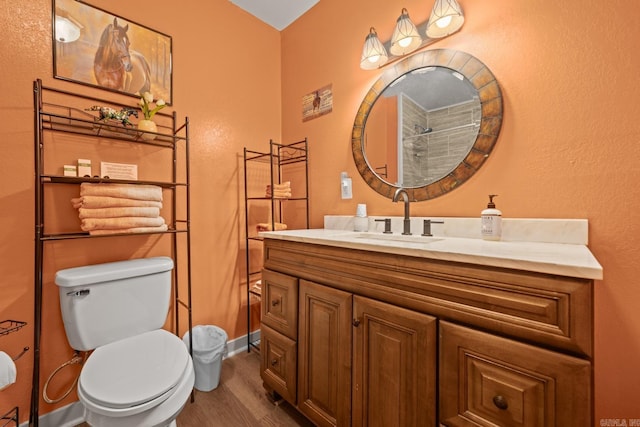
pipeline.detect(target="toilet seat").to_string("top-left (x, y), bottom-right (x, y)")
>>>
top-left (79, 329), bottom-right (189, 417)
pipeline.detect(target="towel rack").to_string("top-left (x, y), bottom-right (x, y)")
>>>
top-left (0, 320), bottom-right (26, 337)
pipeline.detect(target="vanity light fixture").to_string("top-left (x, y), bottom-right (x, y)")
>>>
top-left (390, 8), bottom-right (422, 56)
top-left (360, 28), bottom-right (389, 70)
top-left (426, 0), bottom-right (465, 39)
top-left (360, 1), bottom-right (464, 70)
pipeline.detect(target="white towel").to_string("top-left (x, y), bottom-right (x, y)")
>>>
top-left (80, 183), bottom-right (163, 201)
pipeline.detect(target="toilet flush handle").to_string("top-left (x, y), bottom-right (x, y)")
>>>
top-left (66, 289), bottom-right (90, 297)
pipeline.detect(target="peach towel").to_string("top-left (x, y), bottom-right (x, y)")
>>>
top-left (81, 216), bottom-right (166, 231)
top-left (256, 222), bottom-right (287, 231)
top-left (80, 183), bottom-right (163, 201)
top-left (265, 181), bottom-right (292, 198)
top-left (88, 224), bottom-right (169, 235)
top-left (78, 207), bottom-right (160, 219)
top-left (71, 196), bottom-right (162, 209)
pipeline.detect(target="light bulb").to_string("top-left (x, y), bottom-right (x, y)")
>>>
top-left (436, 15), bottom-right (452, 29)
top-left (399, 37), bottom-right (412, 48)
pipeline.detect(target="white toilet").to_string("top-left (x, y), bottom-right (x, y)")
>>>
top-left (55, 257), bottom-right (194, 427)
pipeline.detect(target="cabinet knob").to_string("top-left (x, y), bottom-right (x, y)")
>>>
top-left (271, 299), bottom-right (280, 307)
top-left (492, 395), bottom-right (508, 410)
top-left (352, 318), bottom-right (361, 327)
top-left (271, 359), bottom-right (278, 366)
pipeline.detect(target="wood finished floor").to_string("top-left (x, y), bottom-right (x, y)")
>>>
top-left (176, 350), bottom-right (314, 427)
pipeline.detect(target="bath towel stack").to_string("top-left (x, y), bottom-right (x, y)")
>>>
top-left (72, 183), bottom-right (167, 235)
top-left (265, 181), bottom-right (291, 199)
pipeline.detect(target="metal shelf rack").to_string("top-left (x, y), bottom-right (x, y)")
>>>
top-left (243, 139), bottom-right (309, 352)
top-left (30, 79), bottom-right (192, 426)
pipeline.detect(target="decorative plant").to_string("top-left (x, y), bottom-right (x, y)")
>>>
top-left (138, 91), bottom-right (166, 120)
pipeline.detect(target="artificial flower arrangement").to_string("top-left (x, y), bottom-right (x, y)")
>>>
top-left (138, 91), bottom-right (166, 120)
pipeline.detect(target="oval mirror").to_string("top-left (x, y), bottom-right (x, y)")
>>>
top-left (352, 49), bottom-right (503, 201)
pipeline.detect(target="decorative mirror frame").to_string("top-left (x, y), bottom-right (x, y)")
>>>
top-left (351, 49), bottom-right (503, 201)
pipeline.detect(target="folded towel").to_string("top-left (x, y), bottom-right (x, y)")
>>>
top-left (80, 183), bottom-right (163, 201)
top-left (266, 182), bottom-right (291, 190)
top-left (71, 196), bottom-right (162, 209)
top-left (88, 224), bottom-right (169, 235)
top-left (78, 207), bottom-right (160, 219)
top-left (268, 194), bottom-right (292, 199)
top-left (256, 222), bottom-right (287, 231)
top-left (266, 187), bottom-right (292, 197)
top-left (81, 216), bottom-right (166, 231)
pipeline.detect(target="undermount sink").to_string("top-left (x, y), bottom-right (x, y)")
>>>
top-left (352, 232), bottom-right (443, 244)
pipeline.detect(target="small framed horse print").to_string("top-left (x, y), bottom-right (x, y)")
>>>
top-left (52, 0), bottom-right (173, 104)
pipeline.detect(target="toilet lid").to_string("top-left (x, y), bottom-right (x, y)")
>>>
top-left (79, 329), bottom-right (189, 409)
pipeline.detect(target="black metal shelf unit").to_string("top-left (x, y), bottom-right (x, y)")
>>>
top-left (243, 139), bottom-right (309, 352)
top-left (30, 79), bottom-right (192, 426)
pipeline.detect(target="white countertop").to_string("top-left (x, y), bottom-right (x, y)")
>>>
top-left (259, 228), bottom-right (603, 280)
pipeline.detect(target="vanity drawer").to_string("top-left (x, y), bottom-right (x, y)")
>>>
top-left (439, 321), bottom-right (591, 427)
top-left (261, 324), bottom-right (297, 404)
top-left (261, 269), bottom-right (298, 339)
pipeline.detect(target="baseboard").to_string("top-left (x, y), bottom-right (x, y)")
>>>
top-left (21, 401), bottom-right (84, 427)
top-left (225, 329), bottom-right (260, 358)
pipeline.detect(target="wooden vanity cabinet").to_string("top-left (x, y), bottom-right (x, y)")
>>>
top-left (261, 238), bottom-right (594, 426)
top-left (262, 274), bottom-right (438, 427)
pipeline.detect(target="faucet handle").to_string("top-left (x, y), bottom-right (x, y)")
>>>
top-left (422, 219), bottom-right (444, 237)
top-left (374, 218), bottom-right (392, 234)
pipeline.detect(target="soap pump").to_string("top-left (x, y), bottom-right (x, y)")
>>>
top-left (481, 194), bottom-right (502, 241)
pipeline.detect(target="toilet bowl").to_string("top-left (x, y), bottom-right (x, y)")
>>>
top-left (78, 329), bottom-right (194, 427)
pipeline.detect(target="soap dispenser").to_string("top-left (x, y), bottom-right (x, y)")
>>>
top-left (481, 194), bottom-right (502, 241)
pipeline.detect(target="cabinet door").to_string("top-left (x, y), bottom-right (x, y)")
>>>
top-left (298, 280), bottom-right (353, 427)
top-left (352, 296), bottom-right (437, 427)
top-left (440, 321), bottom-right (591, 427)
top-left (262, 269), bottom-right (298, 340)
top-left (261, 324), bottom-right (297, 403)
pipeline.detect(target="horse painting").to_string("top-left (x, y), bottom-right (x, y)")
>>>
top-left (94, 17), bottom-right (151, 95)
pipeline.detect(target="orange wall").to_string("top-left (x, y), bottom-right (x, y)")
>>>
top-left (0, 0), bottom-right (281, 421)
top-left (281, 0), bottom-right (640, 420)
top-left (1, 0), bottom-right (639, 423)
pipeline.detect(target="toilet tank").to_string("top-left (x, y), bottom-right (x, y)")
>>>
top-left (55, 257), bottom-right (174, 351)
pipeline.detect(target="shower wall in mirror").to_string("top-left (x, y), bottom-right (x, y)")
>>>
top-left (400, 93), bottom-right (480, 187)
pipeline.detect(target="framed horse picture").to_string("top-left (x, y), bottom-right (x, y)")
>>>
top-left (52, 0), bottom-right (173, 104)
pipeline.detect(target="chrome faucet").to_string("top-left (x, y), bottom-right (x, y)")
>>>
top-left (392, 188), bottom-right (412, 235)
